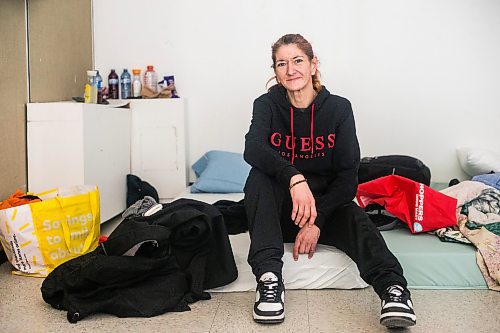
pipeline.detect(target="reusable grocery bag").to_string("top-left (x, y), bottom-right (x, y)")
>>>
top-left (0, 185), bottom-right (100, 277)
top-left (356, 175), bottom-right (457, 233)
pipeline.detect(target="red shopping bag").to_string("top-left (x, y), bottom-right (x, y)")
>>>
top-left (356, 175), bottom-right (457, 233)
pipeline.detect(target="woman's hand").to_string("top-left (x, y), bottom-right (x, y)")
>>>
top-left (293, 224), bottom-right (320, 260)
top-left (289, 174), bottom-right (317, 228)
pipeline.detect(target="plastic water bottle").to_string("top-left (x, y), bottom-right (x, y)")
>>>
top-left (121, 69), bottom-right (132, 99)
top-left (132, 69), bottom-right (142, 98)
top-left (143, 65), bottom-right (158, 93)
top-left (95, 70), bottom-right (103, 104)
top-left (108, 69), bottom-right (119, 99)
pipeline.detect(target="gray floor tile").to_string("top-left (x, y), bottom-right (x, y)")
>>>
top-left (210, 290), bottom-right (309, 333)
top-left (307, 287), bottom-right (385, 333)
top-left (0, 262), bottom-right (219, 333)
top-left (2, 260), bottom-right (500, 333)
top-left (408, 289), bottom-right (500, 333)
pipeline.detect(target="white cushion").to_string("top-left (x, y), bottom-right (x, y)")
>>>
top-left (174, 187), bottom-right (368, 291)
top-left (456, 147), bottom-right (500, 177)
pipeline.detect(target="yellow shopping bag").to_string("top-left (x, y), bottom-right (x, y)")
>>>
top-left (0, 185), bottom-right (100, 277)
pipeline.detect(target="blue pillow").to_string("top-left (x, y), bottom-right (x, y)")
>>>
top-left (191, 150), bottom-right (251, 193)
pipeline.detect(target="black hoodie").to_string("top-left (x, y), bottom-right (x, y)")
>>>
top-left (244, 84), bottom-right (360, 229)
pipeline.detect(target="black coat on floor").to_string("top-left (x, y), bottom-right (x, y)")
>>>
top-left (41, 199), bottom-right (238, 323)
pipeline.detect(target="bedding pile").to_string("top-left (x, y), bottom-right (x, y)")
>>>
top-left (437, 181), bottom-right (500, 291)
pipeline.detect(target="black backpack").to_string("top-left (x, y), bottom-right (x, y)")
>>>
top-left (126, 174), bottom-right (160, 207)
top-left (358, 155), bottom-right (431, 186)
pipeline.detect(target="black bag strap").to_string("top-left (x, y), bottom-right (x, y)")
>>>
top-left (102, 222), bottom-right (171, 256)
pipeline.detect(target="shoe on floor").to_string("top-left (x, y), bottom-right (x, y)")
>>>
top-left (253, 272), bottom-right (285, 324)
top-left (380, 285), bottom-right (417, 328)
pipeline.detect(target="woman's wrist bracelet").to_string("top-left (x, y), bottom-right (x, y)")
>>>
top-left (289, 178), bottom-right (307, 190)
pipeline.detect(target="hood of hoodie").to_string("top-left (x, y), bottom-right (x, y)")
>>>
top-left (267, 84), bottom-right (332, 165)
top-left (251, 84), bottom-right (358, 192)
top-left (268, 84), bottom-right (331, 111)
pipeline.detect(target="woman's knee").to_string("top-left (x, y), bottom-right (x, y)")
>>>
top-left (333, 202), bottom-right (375, 230)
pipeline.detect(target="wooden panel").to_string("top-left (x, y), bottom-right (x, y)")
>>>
top-left (28, 0), bottom-right (92, 102)
top-left (0, 0), bottom-right (28, 199)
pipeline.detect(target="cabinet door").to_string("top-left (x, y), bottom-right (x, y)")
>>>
top-left (27, 102), bottom-right (131, 223)
top-left (27, 103), bottom-right (85, 193)
top-left (83, 106), bottom-right (131, 221)
top-left (131, 99), bottom-right (186, 199)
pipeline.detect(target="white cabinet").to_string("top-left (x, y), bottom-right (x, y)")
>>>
top-left (27, 102), bottom-right (131, 222)
top-left (130, 99), bottom-right (187, 200)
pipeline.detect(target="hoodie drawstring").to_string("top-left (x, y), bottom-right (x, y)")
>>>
top-left (290, 107), bottom-right (295, 164)
top-left (310, 104), bottom-right (315, 155)
top-left (289, 103), bottom-right (315, 165)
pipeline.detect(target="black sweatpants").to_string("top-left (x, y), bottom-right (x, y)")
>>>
top-left (244, 168), bottom-right (407, 298)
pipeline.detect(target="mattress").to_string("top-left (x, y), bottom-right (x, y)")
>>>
top-left (174, 187), bottom-right (487, 291)
top-left (383, 226), bottom-right (487, 289)
top-left (174, 188), bottom-right (368, 291)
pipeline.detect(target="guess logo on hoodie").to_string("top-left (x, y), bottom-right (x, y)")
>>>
top-left (269, 132), bottom-right (336, 159)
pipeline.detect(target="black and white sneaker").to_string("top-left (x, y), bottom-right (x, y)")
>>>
top-left (380, 285), bottom-right (417, 328)
top-left (253, 272), bottom-right (285, 324)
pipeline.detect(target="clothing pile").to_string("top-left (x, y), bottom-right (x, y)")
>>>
top-left (437, 181), bottom-right (500, 291)
top-left (0, 189), bottom-right (41, 209)
top-left (41, 198), bottom-right (238, 323)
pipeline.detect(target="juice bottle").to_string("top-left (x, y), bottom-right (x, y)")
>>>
top-left (84, 70), bottom-right (97, 103)
top-left (143, 65), bottom-right (158, 93)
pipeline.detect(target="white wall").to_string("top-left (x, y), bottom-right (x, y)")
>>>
top-left (93, 0), bottom-right (500, 183)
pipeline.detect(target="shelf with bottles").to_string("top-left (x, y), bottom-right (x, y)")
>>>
top-left (81, 65), bottom-right (180, 105)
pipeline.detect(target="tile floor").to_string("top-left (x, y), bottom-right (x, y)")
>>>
top-left (1, 219), bottom-right (499, 332)
top-left (1, 260), bottom-right (499, 333)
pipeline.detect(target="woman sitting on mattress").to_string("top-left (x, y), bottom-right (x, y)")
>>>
top-left (244, 33), bottom-right (417, 328)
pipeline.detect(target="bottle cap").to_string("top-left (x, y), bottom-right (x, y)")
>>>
top-left (132, 69), bottom-right (141, 74)
top-left (147, 65), bottom-right (154, 70)
top-left (87, 70), bottom-right (97, 76)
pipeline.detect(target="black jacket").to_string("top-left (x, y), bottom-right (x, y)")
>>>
top-left (244, 85), bottom-right (360, 229)
top-left (41, 199), bottom-right (238, 323)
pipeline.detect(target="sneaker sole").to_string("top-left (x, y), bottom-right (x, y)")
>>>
top-left (253, 311), bottom-right (284, 324)
top-left (380, 316), bottom-right (416, 328)
top-left (254, 318), bottom-right (285, 324)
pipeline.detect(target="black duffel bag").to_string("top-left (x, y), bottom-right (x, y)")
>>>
top-left (358, 155), bottom-right (431, 185)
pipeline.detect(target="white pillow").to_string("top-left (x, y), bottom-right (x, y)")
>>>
top-left (456, 147), bottom-right (500, 177)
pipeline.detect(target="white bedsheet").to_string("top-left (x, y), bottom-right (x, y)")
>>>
top-left (174, 187), bottom-right (368, 291)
